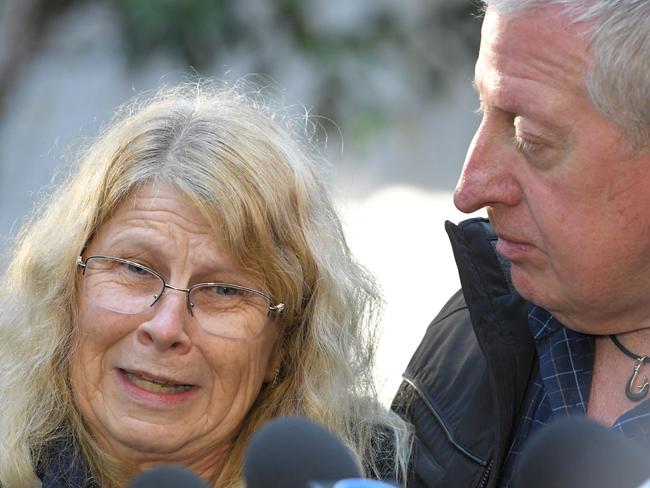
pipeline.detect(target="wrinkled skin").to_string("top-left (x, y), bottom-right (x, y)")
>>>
top-left (71, 182), bottom-right (280, 480)
top-left (455, 6), bottom-right (650, 334)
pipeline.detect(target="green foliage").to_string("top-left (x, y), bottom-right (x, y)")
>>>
top-left (111, 0), bottom-right (481, 142)
top-left (115, 0), bottom-right (239, 68)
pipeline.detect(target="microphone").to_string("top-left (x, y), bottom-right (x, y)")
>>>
top-left (127, 464), bottom-right (210, 488)
top-left (244, 416), bottom-right (396, 488)
top-left (311, 480), bottom-right (396, 488)
top-left (307, 478), bottom-right (394, 488)
top-left (513, 416), bottom-right (650, 488)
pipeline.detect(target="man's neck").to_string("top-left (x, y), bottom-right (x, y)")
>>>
top-left (587, 329), bottom-right (650, 425)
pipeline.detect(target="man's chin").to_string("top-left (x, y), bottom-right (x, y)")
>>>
top-left (510, 268), bottom-right (563, 315)
top-left (509, 266), bottom-right (540, 303)
top-left (510, 270), bottom-right (597, 333)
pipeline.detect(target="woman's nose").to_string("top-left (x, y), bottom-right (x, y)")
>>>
top-left (137, 289), bottom-right (192, 354)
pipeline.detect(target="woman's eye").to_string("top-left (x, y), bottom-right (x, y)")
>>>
top-left (126, 263), bottom-right (149, 276)
top-left (215, 285), bottom-right (240, 296)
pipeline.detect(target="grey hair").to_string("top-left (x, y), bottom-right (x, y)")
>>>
top-left (0, 80), bottom-right (412, 487)
top-left (482, 0), bottom-right (650, 151)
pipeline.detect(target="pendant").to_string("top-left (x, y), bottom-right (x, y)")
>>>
top-left (625, 357), bottom-right (650, 402)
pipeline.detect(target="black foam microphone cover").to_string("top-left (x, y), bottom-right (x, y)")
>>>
top-left (513, 416), bottom-right (650, 488)
top-left (244, 416), bottom-right (362, 488)
top-left (127, 464), bottom-right (210, 488)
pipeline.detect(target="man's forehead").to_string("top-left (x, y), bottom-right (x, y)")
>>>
top-left (476, 6), bottom-right (590, 98)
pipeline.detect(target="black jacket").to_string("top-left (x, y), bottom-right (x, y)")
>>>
top-left (392, 218), bottom-right (536, 488)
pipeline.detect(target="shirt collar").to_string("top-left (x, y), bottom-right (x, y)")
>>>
top-left (528, 304), bottom-right (564, 341)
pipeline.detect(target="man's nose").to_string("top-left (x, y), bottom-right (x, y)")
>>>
top-left (454, 122), bottom-right (522, 213)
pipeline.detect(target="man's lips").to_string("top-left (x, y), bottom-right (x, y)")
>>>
top-left (495, 234), bottom-right (535, 260)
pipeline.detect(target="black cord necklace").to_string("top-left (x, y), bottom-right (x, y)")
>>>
top-left (610, 335), bottom-right (650, 402)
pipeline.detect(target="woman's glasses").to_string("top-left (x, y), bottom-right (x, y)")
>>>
top-left (77, 255), bottom-right (284, 339)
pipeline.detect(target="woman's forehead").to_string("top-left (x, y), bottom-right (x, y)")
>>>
top-left (93, 183), bottom-right (231, 264)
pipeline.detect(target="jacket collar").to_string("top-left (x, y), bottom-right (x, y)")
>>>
top-left (446, 218), bottom-right (536, 486)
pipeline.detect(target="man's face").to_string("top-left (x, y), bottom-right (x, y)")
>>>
top-left (454, 6), bottom-right (650, 333)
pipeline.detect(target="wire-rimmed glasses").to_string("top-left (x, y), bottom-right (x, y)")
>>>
top-left (76, 255), bottom-right (284, 339)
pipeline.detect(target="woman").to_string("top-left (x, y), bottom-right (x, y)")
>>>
top-left (0, 82), bottom-right (410, 487)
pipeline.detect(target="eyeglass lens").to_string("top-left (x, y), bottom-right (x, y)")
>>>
top-left (81, 257), bottom-right (271, 339)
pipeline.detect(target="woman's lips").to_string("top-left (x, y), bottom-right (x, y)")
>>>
top-left (117, 368), bottom-right (198, 401)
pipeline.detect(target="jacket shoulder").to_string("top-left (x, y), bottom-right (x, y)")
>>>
top-left (393, 291), bottom-right (494, 487)
top-left (393, 218), bottom-right (534, 488)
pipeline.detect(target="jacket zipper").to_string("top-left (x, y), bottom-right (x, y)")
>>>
top-left (477, 459), bottom-right (493, 488)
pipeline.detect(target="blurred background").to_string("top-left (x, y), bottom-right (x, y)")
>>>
top-left (0, 0), bottom-right (485, 405)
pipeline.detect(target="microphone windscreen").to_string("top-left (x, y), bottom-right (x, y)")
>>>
top-left (244, 416), bottom-right (362, 488)
top-left (127, 465), bottom-right (210, 488)
top-left (332, 479), bottom-right (397, 488)
top-left (308, 479), bottom-right (397, 488)
top-left (514, 416), bottom-right (650, 488)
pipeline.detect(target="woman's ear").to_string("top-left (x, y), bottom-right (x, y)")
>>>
top-left (264, 337), bottom-right (284, 383)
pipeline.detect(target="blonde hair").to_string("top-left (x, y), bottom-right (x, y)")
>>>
top-left (0, 81), bottom-right (411, 487)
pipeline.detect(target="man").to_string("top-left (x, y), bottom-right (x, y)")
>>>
top-left (392, 1), bottom-right (650, 486)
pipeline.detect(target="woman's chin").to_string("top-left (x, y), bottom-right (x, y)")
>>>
top-left (99, 416), bottom-right (198, 457)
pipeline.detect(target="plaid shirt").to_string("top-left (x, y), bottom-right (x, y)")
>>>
top-left (497, 305), bottom-right (650, 487)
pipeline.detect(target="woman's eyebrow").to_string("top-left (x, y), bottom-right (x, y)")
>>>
top-left (103, 230), bottom-right (244, 274)
top-left (103, 234), bottom-right (159, 254)
top-left (193, 266), bottom-right (249, 285)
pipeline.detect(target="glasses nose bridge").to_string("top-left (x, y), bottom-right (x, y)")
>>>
top-left (152, 281), bottom-right (194, 315)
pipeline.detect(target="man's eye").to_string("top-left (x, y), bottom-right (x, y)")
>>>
top-left (514, 136), bottom-right (542, 155)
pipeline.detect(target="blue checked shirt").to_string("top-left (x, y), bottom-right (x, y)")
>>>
top-left (497, 305), bottom-right (650, 488)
